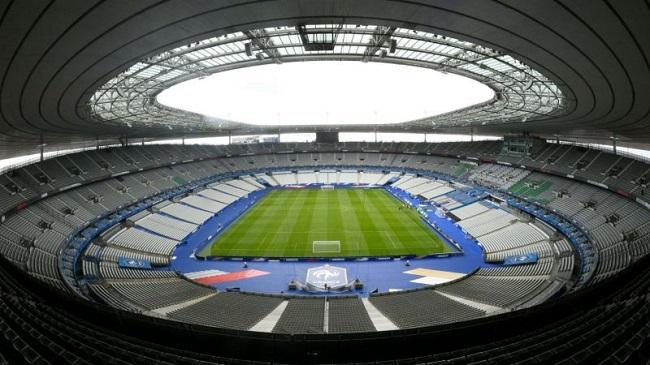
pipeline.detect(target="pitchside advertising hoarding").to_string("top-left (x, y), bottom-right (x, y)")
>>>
top-left (503, 252), bottom-right (539, 266)
top-left (118, 257), bottom-right (152, 269)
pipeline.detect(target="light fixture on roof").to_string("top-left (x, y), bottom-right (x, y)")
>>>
top-left (296, 24), bottom-right (340, 51)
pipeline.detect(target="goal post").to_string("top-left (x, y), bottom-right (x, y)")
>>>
top-left (312, 240), bottom-right (341, 253)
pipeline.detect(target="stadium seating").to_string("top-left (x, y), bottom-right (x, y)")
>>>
top-left (196, 188), bottom-right (238, 204)
top-left (468, 163), bottom-right (531, 189)
top-left (108, 228), bottom-right (178, 256)
top-left (168, 292), bottom-right (284, 330)
top-left (160, 203), bottom-right (213, 225)
top-left (97, 246), bottom-right (170, 266)
top-left (0, 141), bottom-right (649, 351)
top-left (327, 296), bottom-right (376, 333)
top-left (436, 273), bottom-right (549, 308)
top-left (107, 278), bottom-right (215, 311)
top-left (295, 170), bottom-right (314, 184)
top-left (369, 289), bottom-right (486, 328)
top-left (136, 214), bottom-right (197, 241)
top-left (272, 297), bottom-right (327, 334)
top-left (179, 195), bottom-right (226, 213)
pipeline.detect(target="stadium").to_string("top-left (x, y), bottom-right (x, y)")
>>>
top-left (0, 1), bottom-right (648, 364)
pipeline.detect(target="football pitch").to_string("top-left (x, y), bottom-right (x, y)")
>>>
top-left (199, 188), bottom-right (454, 257)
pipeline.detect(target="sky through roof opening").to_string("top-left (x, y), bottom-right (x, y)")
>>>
top-left (157, 61), bottom-right (494, 126)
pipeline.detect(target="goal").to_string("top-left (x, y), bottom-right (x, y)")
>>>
top-left (321, 185), bottom-right (335, 190)
top-left (312, 240), bottom-right (341, 253)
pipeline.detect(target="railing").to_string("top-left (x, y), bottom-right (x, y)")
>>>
top-left (545, 139), bottom-right (650, 164)
top-left (0, 144), bottom-right (123, 175)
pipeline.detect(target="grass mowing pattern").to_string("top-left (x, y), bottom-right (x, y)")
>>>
top-left (201, 188), bottom-right (453, 257)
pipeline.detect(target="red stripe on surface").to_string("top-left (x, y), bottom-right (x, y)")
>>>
top-left (193, 269), bottom-right (269, 285)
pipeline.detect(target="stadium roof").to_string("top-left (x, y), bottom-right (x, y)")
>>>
top-left (0, 1), bottom-right (648, 158)
top-left (95, 25), bottom-right (560, 131)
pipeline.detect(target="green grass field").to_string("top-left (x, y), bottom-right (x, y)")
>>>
top-left (200, 188), bottom-right (454, 258)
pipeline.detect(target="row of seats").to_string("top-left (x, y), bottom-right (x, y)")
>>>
top-left (450, 201), bottom-right (491, 220)
top-left (458, 209), bottom-right (516, 238)
top-left (496, 142), bottom-right (650, 201)
top-left (468, 163), bottom-right (531, 189)
top-left (168, 293), bottom-right (284, 330)
top-left (108, 278), bottom-right (215, 311)
top-left (3, 139), bottom-right (650, 215)
top-left (136, 214), bottom-right (197, 241)
top-left (485, 241), bottom-right (555, 262)
top-left (168, 294), bottom-right (377, 334)
top-left (109, 228), bottom-right (178, 256)
top-left (513, 168), bottom-right (650, 283)
top-left (97, 262), bottom-right (178, 281)
top-left (160, 203), bottom-right (212, 225)
top-left (478, 258), bottom-right (555, 277)
top-left (478, 222), bottom-right (549, 253)
top-left (369, 289), bottom-right (486, 329)
top-left (98, 245), bottom-right (170, 266)
top-left (436, 274), bottom-right (549, 308)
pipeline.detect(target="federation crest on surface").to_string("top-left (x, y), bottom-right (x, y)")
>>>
top-left (306, 264), bottom-right (348, 289)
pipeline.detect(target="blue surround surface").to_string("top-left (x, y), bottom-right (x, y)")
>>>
top-left (170, 184), bottom-right (500, 296)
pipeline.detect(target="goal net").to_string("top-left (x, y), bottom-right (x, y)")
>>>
top-left (312, 240), bottom-right (341, 253)
top-left (321, 185), bottom-right (335, 190)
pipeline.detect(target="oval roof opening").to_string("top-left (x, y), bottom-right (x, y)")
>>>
top-left (157, 61), bottom-right (495, 126)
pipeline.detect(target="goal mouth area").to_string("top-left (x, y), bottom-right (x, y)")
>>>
top-left (312, 240), bottom-right (341, 254)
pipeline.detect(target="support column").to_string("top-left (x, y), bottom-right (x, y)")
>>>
top-left (612, 135), bottom-right (617, 155)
